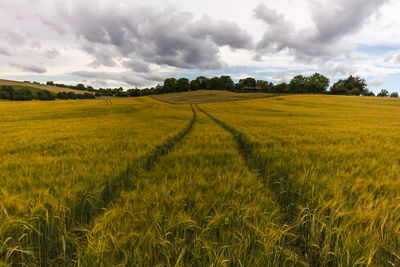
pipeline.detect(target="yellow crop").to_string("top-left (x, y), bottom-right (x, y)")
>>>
top-left (1, 94), bottom-right (400, 265)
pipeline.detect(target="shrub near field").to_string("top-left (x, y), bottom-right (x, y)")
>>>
top-left (0, 98), bottom-right (193, 265)
top-left (200, 95), bottom-right (400, 265)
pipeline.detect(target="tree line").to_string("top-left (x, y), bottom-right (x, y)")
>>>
top-left (18, 74), bottom-right (400, 99)
top-left (0, 86), bottom-right (95, 101)
top-left (78, 73), bottom-right (397, 98)
top-left (46, 81), bottom-right (96, 92)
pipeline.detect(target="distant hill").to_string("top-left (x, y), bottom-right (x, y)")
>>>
top-left (151, 90), bottom-right (275, 104)
top-left (0, 79), bottom-right (93, 94)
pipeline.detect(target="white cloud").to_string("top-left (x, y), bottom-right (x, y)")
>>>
top-left (0, 0), bottom-right (397, 89)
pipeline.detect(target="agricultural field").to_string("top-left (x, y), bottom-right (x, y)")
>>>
top-left (1, 92), bottom-right (400, 265)
top-left (151, 89), bottom-right (274, 104)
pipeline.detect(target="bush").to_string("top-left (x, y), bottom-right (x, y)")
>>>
top-left (347, 88), bottom-right (361, 96)
top-left (364, 91), bottom-right (375, 97)
top-left (83, 93), bottom-right (95, 99)
top-left (67, 92), bottom-right (77, 99)
top-left (12, 88), bottom-right (33, 101)
top-left (377, 89), bottom-right (389, 97)
top-left (56, 92), bottom-right (68, 99)
top-left (37, 90), bottom-right (55, 100)
top-left (55, 91), bottom-right (95, 100)
top-left (0, 90), bottom-right (10, 99)
top-left (0, 86), bottom-right (13, 99)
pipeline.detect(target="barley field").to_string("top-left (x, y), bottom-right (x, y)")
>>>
top-left (151, 90), bottom-right (273, 104)
top-left (1, 93), bottom-right (400, 266)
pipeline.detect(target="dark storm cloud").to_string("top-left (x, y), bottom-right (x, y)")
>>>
top-left (255, 0), bottom-right (388, 62)
top-left (11, 63), bottom-right (47, 73)
top-left (42, 3), bottom-right (252, 71)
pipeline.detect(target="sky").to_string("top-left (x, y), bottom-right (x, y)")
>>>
top-left (1, 0), bottom-right (400, 93)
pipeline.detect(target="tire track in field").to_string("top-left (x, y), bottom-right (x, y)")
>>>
top-left (144, 105), bottom-right (196, 170)
top-left (26, 105), bottom-right (197, 265)
top-left (73, 105), bottom-right (197, 224)
top-left (195, 104), bottom-right (319, 265)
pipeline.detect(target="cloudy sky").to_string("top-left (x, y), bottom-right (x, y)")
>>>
top-left (1, 0), bottom-right (400, 92)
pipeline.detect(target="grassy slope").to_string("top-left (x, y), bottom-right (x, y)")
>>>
top-left (151, 89), bottom-right (274, 104)
top-left (0, 79), bottom-right (93, 94)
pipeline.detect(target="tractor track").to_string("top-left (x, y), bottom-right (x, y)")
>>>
top-left (73, 104), bottom-right (197, 225)
top-left (25, 104), bottom-right (197, 265)
top-left (195, 104), bottom-right (323, 265)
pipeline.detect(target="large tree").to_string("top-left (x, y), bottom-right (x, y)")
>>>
top-left (189, 80), bottom-right (199, 91)
top-left (306, 73), bottom-right (330, 93)
top-left (239, 77), bottom-right (256, 88)
top-left (219, 76), bottom-right (234, 90)
top-left (330, 75), bottom-right (369, 96)
top-left (208, 77), bottom-right (224, 90)
top-left (196, 76), bottom-right (209, 89)
top-left (257, 80), bottom-right (275, 92)
top-left (163, 78), bottom-right (177, 93)
top-left (289, 75), bottom-right (308, 93)
top-left (289, 73), bottom-right (329, 94)
top-left (275, 82), bottom-right (289, 94)
top-left (176, 78), bottom-right (190, 92)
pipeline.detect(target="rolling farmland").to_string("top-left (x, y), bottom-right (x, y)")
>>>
top-left (0, 79), bottom-right (92, 94)
top-left (151, 90), bottom-right (274, 104)
top-left (1, 93), bottom-right (400, 265)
